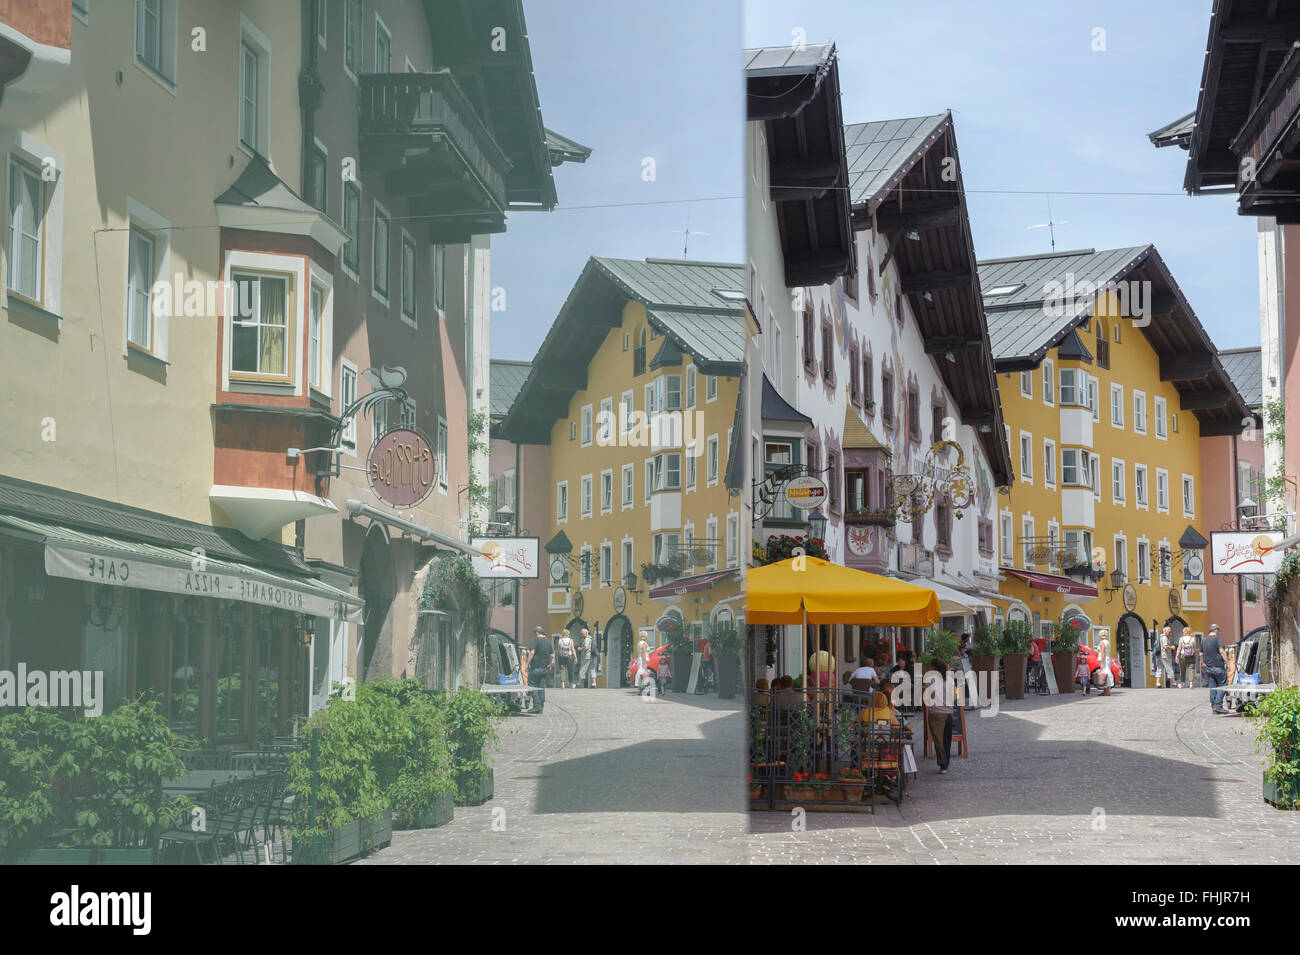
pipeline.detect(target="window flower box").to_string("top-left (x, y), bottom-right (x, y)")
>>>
top-left (845, 507), bottom-right (896, 527)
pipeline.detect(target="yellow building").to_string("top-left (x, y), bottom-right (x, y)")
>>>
top-left (499, 257), bottom-right (751, 685)
top-left (979, 247), bottom-right (1252, 685)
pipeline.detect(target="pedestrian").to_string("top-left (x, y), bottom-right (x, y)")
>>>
top-left (526, 626), bottom-right (554, 715)
top-left (1201, 624), bottom-right (1229, 714)
top-left (1176, 629), bottom-right (1198, 688)
top-left (1095, 633), bottom-right (1114, 696)
top-left (577, 627), bottom-right (595, 688)
top-left (807, 638), bottom-right (836, 689)
top-left (698, 630), bottom-right (715, 693)
top-left (925, 658), bottom-right (956, 774)
top-left (556, 628), bottom-right (576, 688)
top-left (1158, 626), bottom-right (1177, 689)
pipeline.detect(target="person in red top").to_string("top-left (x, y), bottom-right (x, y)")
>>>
top-left (698, 632), bottom-right (715, 693)
top-left (1027, 638), bottom-right (1044, 687)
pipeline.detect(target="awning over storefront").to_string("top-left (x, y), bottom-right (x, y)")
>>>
top-left (913, 577), bottom-right (993, 616)
top-left (0, 514), bottom-right (363, 622)
top-left (1000, 567), bottom-right (1098, 599)
top-left (648, 569), bottom-right (738, 600)
top-left (748, 556), bottom-right (940, 625)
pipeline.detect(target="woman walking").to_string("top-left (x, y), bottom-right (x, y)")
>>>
top-left (1177, 630), bottom-right (1197, 688)
top-left (556, 628), bottom-right (576, 688)
top-left (1096, 633), bottom-right (1114, 696)
top-left (926, 658), bottom-right (956, 774)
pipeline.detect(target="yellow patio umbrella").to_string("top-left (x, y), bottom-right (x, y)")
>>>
top-left (747, 557), bottom-right (941, 626)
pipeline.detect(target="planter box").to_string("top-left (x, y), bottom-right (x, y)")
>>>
top-left (1003, 653), bottom-right (1028, 700)
top-left (748, 785), bottom-right (764, 802)
top-left (456, 767), bottom-right (495, 807)
top-left (292, 819), bottom-right (363, 865)
top-left (837, 781), bottom-right (867, 801)
top-left (1263, 771), bottom-right (1299, 810)
top-left (361, 809), bottom-right (393, 852)
top-left (2, 847), bottom-right (154, 865)
top-left (395, 792), bottom-right (455, 830)
top-left (844, 514), bottom-right (894, 527)
top-left (1051, 653), bottom-right (1076, 694)
top-left (970, 655), bottom-right (998, 705)
top-left (671, 650), bottom-right (692, 692)
top-left (782, 785), bottom-right (819, 802)
top-left (716, 652), bottom-right (740, 699)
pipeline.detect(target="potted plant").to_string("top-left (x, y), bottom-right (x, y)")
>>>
top-left (921, 627), bottom-right (960, 668)
top-left (665, 624), bottom-right (694, 693)
top-left (969, 624), bottom-right (1000, 703)
top-left (1252, 684), bottom-right (1299, 809)
top-left (764, 533), bottom-right (829, 563)
top-left (441, 688), bottom-right (504, 807)
top-left (845, 506), bottom-right (896, 527)
top-left (882, 411), bottom-right (894, 428)
top-left (1245, 589), bottom-right (1259, 604)
top-left (710, 619), bottom-right (744, 700)
top-left (748, 776), bottom-right (764, 802)
top-left (864, 398), bottom-right (876, 414)
top-left (837, 768), bottom-right (868, 802)
top-left (784, 772), bottom-right (821, 803)
top-left (372, 680), bottom-right (456, 829)
top-left (1000, 619), bottom-right (1035, 700)
top-left (1051, 613), bottom-right (1079, 694)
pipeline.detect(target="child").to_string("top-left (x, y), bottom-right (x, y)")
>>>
top-left (656, 654), bottom-right (672, 695)
top-left (1077, 651), bottom-right (1092, 695)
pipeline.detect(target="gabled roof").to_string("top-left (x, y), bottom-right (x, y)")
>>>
top-left (842, 406), bottom-right (885, 450)
top-left (976, 244), bottom-right (1254, 437)
top-left (544, 531), bottom-right (572, 554)
top-left (1219, 346), bottom-right (1263, 409)
top-left (489, 359), bottom-right (531, 420)
top-left (1180, 525), bottom-right (1210, 550)
top-left (1148, 111), bottom-right (1195, 150)
top-left (1055, 328), bottom-right (1093, 363)
top-left (761, 375), bottom-right (812, 425)
top-left (844, 113), bottom-right (948, 208)
top-left (544, 128), bottom-right (592, 166)
top-left (500, 257), bottom-right (746, 444)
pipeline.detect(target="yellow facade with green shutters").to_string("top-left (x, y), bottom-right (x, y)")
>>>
top-left (542, 297), bottom-right (746, 684)
top-left (994, 290), bottom-right (1208, 687)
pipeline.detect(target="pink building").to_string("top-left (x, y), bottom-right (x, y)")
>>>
top-left (1201, 347), bottom-right (1268, 644)
top-left (488, 360), bottom-right (550, 650)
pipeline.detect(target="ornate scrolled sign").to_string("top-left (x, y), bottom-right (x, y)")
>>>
top-left (889, 440), bottom-right (975, 523)
top-left (368, 427), bottom-right (436, 508)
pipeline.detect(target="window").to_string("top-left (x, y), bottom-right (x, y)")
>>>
top-left (1000, 513), bottom-right (1012, 559)
top-left (1043, 439), bottom-right (1056, 487)
top-left (1020, 370), bottom-right (1032, 397)
top-left (863, 354), bottom-right (873, 406)
top-left (1172, 412), bottom-right (1179, 434)
top-left (1183, 475), bottom-right (1195, 516)
top-left (580, 475), bottom-right (593, 517)
top-left (230, 271), bottom-right (290, 379)
top-left (1133, 391), bottom-right (1147, 434)
top-left (1156, 469), bottom-right (1169, 513)
top-left (399, 232), bottom-right (416, 323)
top-left (1110, 383), bottom-right (1124, 427)
top-left (1061, 448), bottom-right (1085, 487)
top-left (685, 443), bottom-right (697, 491)
top-left (308, 142), bottom-right (328, 213)
top-left (308, 284), bottom-right (324, 390)
top-left (135, 0), bottom-right (176, 84)
top-left (1019, 432), bottom-right (1033, 482)
top-left (1087, 377), bottom-right (1098, 421)
top-left (432, 245), bottom-right (445, 312)
top-left (707, 435), bottom-right (720, 485)
top-left (644, 459), bottom-right (654, 503)
top-left (881, 371), bottom-right (894, 424)
top-left (802, 303), bottom-right (815, 368)
top-left (1112, 460), bottom-right (1125, 503)
top-left (1134, 465), bottom-right (1148, 508)
top-left (1095, 321), bottom-right (1110, 369)
top-left (436, 419), bottom-right (448, 490)
top-left (126, 229), bottom-right (155, 351)
top-left (342, 183), bottom-right (361, 275)
top-left (1042, 359), bottom-right (1055, 405)
top-left (372, 202), bottom-right (390, 300)
top-left (634, 329), bottom-right (647, 376)
top-left (1060, 368), bottom-right (1089, 407)
top-left (644, 382), bottom-right (658, 418)
top-left (556, 481), bottom-right (568, 522)
top-left (600, 543), bottom-right (613, 587)
top-left (239, 41), bottom-right (260, 150)
top-left (706, 375), bottom-right (718, 402)
top-left (849, 345), bottom-right (860, 402)
top-left (622, 464), bottom-right (634, 508)
top-left (344, 0), bottom-right (359, 77)
top-left (622, 540), bottom-right (634, 584)
top-left (570, 421), bottom-right (577, 442)
top-left (581, 405), bottom-right (593, 446)
top-left (726, 513), bottom-right (739, 568)
top-left (1113, 536), bottom-right (1127, 581)
top-left (907, 388), bottom-right (920, 438)
top-left (1137, 540), bottom-right (1151, 584)
top-left (339, 360), bottom-right (358, 453)
top-left (316, 0), bottom-right (327, 46)
top-left (600, 469), bottom-right (613, 514)
top-left (1154, 396), bottom-right (1167, 438)
top-left (1159, 545), bottom-right (1172, 586)
top-left (932, 405), bottom-right (945, 445)
top-left (6, 161), bottom-right (43, 301)
top-left (1022, 515), bottom-right (1035, 568)
top-left (580, 546), bottom-right (592, 589)
top-left (399, 398), bottom-right (416, 429)
top-left (620, 390), bottom-right (634, 435)
top-left (599, 397), bottom-right (613, 443)
top-left (936, 502), bottom-right (951, 549)
top-left (665, 374), bottom-right (682, 411)
top-left (704, 519), bottom-right (718, 570)
top-left (653, 452), bottom-right (682, 491)
top-left (686, 366), bottom-right (697, 408)
top-left (374, 16), bottom-right (392, 71)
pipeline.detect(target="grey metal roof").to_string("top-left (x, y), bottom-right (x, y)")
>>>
top-left (490, 360), bottom-right (532, 419)
top-left (0, 473), bottom-right (317, 577)
top-left (1179, 525), bottom-right (1210, 550)
top-left (844, 113), bottom-right (948, 207)
top-left (545, 128), bottom-right (592, 166)
top-left (646, 309), bottom-right (745, 367)
top-left (1219, 346), bottom-right (1263, 409)
top-left (977, 246), bottom-right (1151, 361)
top-left (761, 375), bottom-right (812, 424)
top-left (216, 155), bottom-right (318, 214)
top-left (1148, 111), bottom-right (1195, 150)
top-left (592, 257), bottom-right (746, 313)
top-left (742, 42), bottom-right (835, 78)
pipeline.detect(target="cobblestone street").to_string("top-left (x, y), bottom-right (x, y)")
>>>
top-left (360, 684), bottom-right (1298, 864)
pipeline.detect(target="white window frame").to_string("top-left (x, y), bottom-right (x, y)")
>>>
top-left (706, 517), bottom-right (719, 570)
top-left (4, 138), bottom-right (65, 319)
top-left (580, 474), bottom-right (593, 518)
top-left (556, 480), bottom-right (569, 523)
top-left (579, 544), bottom-right (592, 590)
top-left (341, 181), bottom-right (361, 280)
top-left (620, 389), bottom-right (635, 435)
top-left (343, 0), bottom-right (360, 82)
top-left (999, 511), bottom-right (1012, 561)
top-left (1182, 474), bottom-right (1195, 517)
top-left (685, 367), bottom-right (697, 409)
top-left (374, 14), bottom-right (392, 72)
top-left (125, 228), bottom-right (156, 354)
top-left (222, 250), bottom-right (305, 393)
top-left (599, 396), bottom-right (613, 444)
top-left (644, 459), bottom-right (653, 504)
top-left (707, 434), bottom-right (720, 486)
top-left (1042, 358), bottom-right (1054, 406)
top-left (436, 417), bottom-right (448, 492)
top-left (1020, 370), bottom-right (1032, 398)
top-left (581, 404), bottom-right (593, 447)
top-left (1137, 538), bottom-right (1151, 584)
top-left (726, 512), bottom-right (739, 568)
top-left (1113, 533), bottom-right (1128, 582)
top-left (1019, 431), bottom-right (1033, 483)
top-left (371, 199), bottom-right (391, 305)
top-left (316, 0), bottom-right (327, 48)
top-left (134, 0), bottom-right (178, 90)
top-left (1133, 390), bottom-right (1147, 435)
top-left (600, 542), bottom-right (613, 588)
top-left (1111, 458), bottom-right (1126, 505)
top-left (1154, 395), bottom-right (1167, 439)
top-left (339, 358), bottom-right (359, 454)
top-left (1110, 382), bottom-right (1124, 428)
top-left (706, 374), bottom-right (718, 402)
top-left (237, 16), bottom-right (272, 157)
top-left (6, 159), bottom-right (44, 305)
top-left (685, 442), bottom-right (697, 491)
top-left (600, 468), bottom-right (613, 515)
top-left (1156, 468), bottom-right (1169, 514)
top-left (1043, 438), bottom-right (1056, 489)
top-left (1061, 447), bottom-right (1085, 487)
top-left (1022, 515), bottom-right (1035, 568)
top-left (1158, 541), bottom-right (1173, 586)
top-left (399, 228), bottom-right (417, 326)
top-left (621, 463), bottom-right (634, 510)
top-left (1134, 464), bottom-right (1148, 510)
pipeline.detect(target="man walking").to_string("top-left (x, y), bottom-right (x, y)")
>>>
top-left (527, 626), bottom-right (554, 715)
top-left (577, 627), bottom-right (595, 688)
top-left (1200, 624), bottom-right (1229, 714)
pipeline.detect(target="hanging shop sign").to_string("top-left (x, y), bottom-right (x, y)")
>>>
top-left (784, 475), bottom-right (827, 510)
top-left (368, 427), bottom-right (437, 508)
top-left (471, 538), bottom-right (540, 578)
top-left (1064, 612), bottom-right (1091, 632)
top-left (1209, 531), bottom-right (1284, 575)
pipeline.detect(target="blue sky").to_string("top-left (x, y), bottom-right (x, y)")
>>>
top-left (489, 0), bottom-right (745, 361)
top-left (744, 0), bottom-right (1260, 352)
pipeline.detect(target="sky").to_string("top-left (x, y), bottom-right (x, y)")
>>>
top-left (744, 0), bottom-right (1260, 353)
top-left (489, 0), bottom-right (746, 361)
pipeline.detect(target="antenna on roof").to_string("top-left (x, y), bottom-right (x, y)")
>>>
top-left (1027, 195), bottom-right (1067, 252)
top-left (672, 204), bottom-right (709, 259)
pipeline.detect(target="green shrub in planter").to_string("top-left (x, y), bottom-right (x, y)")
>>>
top-left (439, 688), bottom-right (504, 806)
top-left (1252, 684), bottom-right (1300, 809)
top-left (0, 699), bottom-right (189, 851)
top-left (971, 624), bottom-right (1001, 658)
top-left (999, 620), bottom-right (1035, 656)
top-left (921, 627), bottom-right (959, 667)
top-left (370, 679), bottom-right (455, 827)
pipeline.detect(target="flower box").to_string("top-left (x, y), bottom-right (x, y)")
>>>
top-left (749, 784), bottom-right (765, 801)
top-left (360, 809), bottom-right (393, 852)
top-left (782, 785), bottom-right (820, 802)
top-left (455, 768), bottom-right (494, 807)
top-left (845, 510), bottom-right (895, 527)
top-left (1263, 771), bottom-right (1299, 810)
top-left (293, 819), bottom-right (363, 865)
top-left (394, 792), bottom-right (455, 830)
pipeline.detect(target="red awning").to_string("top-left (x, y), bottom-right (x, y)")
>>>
top-left (648, 569), bottom-right (737, 600)
top-left (1000, 567), bottom-right (1098, 598)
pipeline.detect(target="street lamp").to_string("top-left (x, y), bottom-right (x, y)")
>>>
top-left (807, 507), bottom-right (827, 541)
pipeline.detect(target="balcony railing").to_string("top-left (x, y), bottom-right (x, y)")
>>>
top-left (359, 70), bottom-right (511, 225)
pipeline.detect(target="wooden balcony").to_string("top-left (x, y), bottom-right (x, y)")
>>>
top-left (359, 70), bottom-right (513, 242)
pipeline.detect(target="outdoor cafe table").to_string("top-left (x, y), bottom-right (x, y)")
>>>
top-left (162, 769), bottom-right (259, 795)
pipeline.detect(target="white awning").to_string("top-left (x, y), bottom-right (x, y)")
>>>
top-left (914, 577), bottom-right (993, 616)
